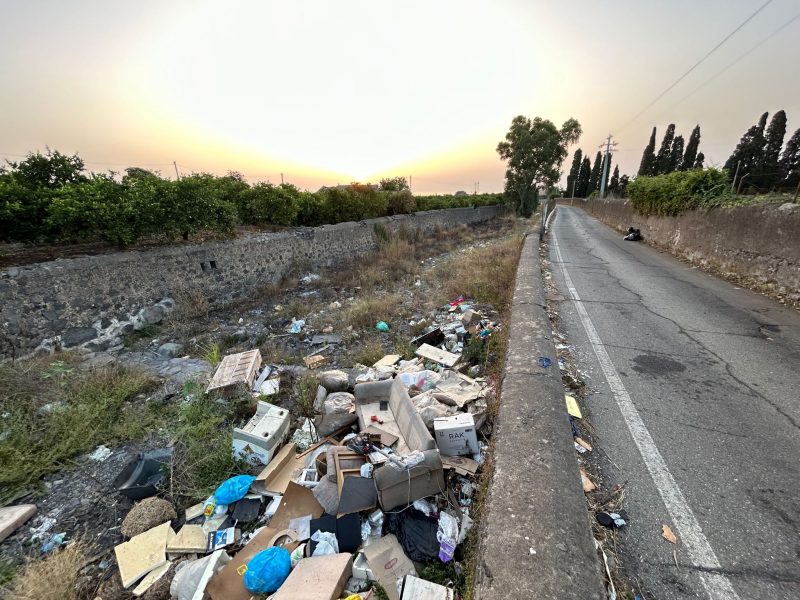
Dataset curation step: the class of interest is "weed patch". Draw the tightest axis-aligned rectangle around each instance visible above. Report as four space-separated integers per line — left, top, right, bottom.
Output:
0 357 159 502
1 541 91 600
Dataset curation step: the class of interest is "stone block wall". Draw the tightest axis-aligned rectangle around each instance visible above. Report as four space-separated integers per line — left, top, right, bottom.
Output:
0 205 507 359
565 197 800 302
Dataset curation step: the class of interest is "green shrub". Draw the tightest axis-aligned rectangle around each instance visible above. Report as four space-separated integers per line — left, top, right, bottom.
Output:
386 190 417 215
627 168 730 216
241 182 300 226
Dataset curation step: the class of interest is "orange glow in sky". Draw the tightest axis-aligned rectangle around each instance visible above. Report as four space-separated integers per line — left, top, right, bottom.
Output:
1 0 799 193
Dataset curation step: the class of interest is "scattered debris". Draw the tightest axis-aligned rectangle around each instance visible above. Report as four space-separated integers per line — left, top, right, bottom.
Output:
623 227 643 241
662 524 677 544
596 512 627 528
114 448 173 500
206 349 262 395
565 394 582 419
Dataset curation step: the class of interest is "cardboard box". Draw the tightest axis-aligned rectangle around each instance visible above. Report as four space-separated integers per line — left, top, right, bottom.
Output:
363 534 416 600
433 413 479 456
251 443 303 495
233 402 290 466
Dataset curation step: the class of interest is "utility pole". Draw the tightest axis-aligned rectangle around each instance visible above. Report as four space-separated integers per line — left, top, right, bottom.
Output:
280 173 284 184
731 161 741 193
173 161 180 180
598 135 617 199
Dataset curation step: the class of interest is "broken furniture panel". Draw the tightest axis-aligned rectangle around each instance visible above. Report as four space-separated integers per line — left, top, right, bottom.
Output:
415 343 460 367
114 521 172 588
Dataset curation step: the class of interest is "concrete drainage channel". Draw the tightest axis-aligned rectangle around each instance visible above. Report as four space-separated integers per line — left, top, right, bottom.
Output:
474 230 609 599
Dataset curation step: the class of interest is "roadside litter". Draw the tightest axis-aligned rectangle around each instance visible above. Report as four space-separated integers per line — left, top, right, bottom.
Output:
107 296 499 598
623 227 643 241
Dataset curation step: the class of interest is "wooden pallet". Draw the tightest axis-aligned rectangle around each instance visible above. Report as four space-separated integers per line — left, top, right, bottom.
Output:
206 349 262 395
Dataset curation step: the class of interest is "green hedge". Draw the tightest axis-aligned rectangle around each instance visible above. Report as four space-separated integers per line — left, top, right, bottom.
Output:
0 152 506 246
627 168 730 216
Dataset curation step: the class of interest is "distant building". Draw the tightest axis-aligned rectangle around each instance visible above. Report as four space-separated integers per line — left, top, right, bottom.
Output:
454 190 468 197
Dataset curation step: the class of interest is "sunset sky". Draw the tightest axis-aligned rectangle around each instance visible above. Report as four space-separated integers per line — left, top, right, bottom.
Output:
1 0 799 193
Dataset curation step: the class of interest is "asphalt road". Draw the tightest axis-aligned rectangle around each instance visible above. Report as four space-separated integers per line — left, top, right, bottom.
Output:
548 206 800 600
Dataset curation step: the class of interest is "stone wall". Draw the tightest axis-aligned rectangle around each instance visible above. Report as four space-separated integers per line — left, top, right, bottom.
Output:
0 205 507 359
567 198 800 303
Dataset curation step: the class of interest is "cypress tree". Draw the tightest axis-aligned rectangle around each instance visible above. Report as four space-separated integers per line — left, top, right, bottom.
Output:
588 151 602 193
694 152 705 169
668 135 684 173
779 128 800 188
682 125 701 170
655 124 676 174
566 149 583 197
724 112 769 184
576 157 592 198
609 165 620 196
619 174 630 197
759 110 787 189
638 127 657 176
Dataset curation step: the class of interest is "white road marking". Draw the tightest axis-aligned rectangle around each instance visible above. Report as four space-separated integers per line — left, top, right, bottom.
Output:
552 213 740 600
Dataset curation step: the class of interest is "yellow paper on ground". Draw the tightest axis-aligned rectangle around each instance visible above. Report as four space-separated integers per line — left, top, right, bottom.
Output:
565 395 582 419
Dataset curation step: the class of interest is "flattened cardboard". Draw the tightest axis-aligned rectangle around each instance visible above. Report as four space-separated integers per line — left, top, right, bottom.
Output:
251 443 303 495
373 354 401 368
114 521 172 588
270 553 353 600
362 425 399 447
441 455 479 476
415 343 459 367
206 482 323 600
363 534 416 600
0 504 36 543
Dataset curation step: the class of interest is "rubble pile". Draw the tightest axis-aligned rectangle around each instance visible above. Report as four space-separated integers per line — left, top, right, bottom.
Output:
98 297 498 599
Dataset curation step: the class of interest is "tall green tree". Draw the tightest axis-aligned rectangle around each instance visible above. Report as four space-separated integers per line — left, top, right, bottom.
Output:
757 110 787 189
655 124 676 174
566 149 583 197
779 128 800 188
619 174 630 197
682 125 701 170
608 165 620 196
4 148 87 189
638 127 657 176
694 152 705 169
668 135 684 173
378 177 409 191
587 151 602 193
496 115 582 216
576 157 592 198
725 112 768 184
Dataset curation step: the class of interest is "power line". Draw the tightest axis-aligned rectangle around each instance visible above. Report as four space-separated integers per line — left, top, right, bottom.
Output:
617 0 775 133
661 10 800 113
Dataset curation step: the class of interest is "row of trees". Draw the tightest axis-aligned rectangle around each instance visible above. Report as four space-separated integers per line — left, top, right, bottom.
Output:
638 124 705 177
565 149 629 199
724 110 800 191
0 150 504 246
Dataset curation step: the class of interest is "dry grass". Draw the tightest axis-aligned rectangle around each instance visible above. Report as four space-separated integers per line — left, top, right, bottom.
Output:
343 293 402 331
169 282 210 322
0 356 160 502
353 337 386 366
437 235 524 313
2 542 91 600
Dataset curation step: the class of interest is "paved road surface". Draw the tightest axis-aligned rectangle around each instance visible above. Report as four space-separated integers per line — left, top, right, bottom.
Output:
549 206 800 600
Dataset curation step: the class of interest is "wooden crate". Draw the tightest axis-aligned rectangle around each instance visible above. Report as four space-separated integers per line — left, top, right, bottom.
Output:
206 349 262 395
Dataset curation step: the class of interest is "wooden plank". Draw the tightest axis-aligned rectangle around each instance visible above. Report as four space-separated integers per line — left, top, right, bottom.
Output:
415 343 460 367
0 504 36 543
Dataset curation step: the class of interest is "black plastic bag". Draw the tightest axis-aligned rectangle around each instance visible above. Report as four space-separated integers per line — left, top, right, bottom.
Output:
385 508 440 563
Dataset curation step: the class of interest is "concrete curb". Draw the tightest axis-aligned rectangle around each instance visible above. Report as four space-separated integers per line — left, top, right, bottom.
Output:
474 232 605 599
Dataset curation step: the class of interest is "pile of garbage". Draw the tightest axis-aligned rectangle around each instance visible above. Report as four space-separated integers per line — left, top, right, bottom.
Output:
105 298 498 600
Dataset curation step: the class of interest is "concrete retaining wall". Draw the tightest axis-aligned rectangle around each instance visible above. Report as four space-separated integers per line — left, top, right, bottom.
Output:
474 233 604 599
0 205 507 359
571 197 800 301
